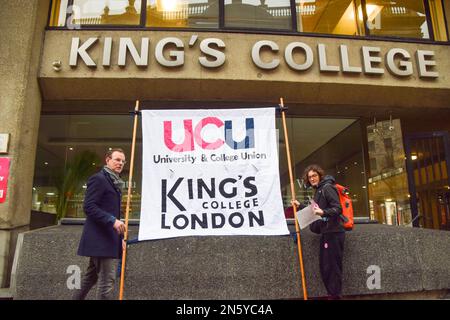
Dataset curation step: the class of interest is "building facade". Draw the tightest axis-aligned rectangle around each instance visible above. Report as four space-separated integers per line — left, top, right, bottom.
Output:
1 0 449 289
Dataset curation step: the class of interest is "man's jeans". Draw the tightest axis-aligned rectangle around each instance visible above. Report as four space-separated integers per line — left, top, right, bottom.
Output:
72 257 117 300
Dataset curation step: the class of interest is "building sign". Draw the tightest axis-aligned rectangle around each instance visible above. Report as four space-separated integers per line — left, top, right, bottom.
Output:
138 108 289 241
68 36 439 79
0 158 10 203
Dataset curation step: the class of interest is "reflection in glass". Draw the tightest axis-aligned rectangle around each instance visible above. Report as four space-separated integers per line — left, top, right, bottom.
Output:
277 118 368 219
366 119 412 226
224 0 292 30
406 134 450 230
428 0 448 41
296 0 364 35
48 0 447 41
146 0 219 28
71 0 142 25
33 115 369 221
32 115 143 220
49 0 69 26
364 0 430 39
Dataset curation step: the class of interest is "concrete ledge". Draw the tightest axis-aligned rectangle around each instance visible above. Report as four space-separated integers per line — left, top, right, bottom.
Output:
11 224 450 299
0 288 12 300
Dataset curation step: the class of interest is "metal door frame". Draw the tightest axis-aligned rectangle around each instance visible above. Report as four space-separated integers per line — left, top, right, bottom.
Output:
404 131 450 228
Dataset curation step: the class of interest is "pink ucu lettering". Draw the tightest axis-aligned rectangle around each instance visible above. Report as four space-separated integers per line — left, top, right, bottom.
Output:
163 117 255 152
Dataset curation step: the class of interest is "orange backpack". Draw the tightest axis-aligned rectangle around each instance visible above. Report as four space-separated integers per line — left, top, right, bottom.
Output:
335 184 354 231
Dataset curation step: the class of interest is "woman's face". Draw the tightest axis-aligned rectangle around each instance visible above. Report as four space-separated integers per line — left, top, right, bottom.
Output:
307 170 320 187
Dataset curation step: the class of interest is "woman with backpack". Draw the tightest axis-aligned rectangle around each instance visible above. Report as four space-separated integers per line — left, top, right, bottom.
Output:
292 164 345 300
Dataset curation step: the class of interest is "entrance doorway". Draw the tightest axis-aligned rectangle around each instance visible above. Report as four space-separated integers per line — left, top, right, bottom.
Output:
404 132 450 230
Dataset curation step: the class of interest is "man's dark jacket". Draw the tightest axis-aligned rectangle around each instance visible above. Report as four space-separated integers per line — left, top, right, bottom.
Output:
310 175 345 234
77 169 122 259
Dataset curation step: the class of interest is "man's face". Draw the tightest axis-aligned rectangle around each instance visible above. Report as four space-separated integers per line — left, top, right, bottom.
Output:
106 151 126 175
308 170 320 187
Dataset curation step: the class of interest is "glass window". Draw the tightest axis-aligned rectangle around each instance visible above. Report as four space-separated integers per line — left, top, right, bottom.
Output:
364 0 430 39
32 115 142 221
49 0 69 26
368 113 450 230
383 137 392 149
368 141 375 153
428 0 448 41
296 0 364 35
401 115 450 230
33 114 368 222
366 118 412 227
70 0 142 26
48 0 448 42
370 158 377 171
278 117 368 219
224 0 292 30
146 0 219 28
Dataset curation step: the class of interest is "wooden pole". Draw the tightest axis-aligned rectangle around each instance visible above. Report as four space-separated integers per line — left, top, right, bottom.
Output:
119 100 140 300
279 97 308 300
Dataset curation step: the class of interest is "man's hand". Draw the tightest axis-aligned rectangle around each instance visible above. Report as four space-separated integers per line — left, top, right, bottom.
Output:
113 219 126 235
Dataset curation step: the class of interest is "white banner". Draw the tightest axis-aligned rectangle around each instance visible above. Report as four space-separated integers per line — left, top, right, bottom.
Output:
138 108 289 240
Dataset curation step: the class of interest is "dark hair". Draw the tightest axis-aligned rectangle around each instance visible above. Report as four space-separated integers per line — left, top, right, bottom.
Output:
302 164 325 187
105 148 125 160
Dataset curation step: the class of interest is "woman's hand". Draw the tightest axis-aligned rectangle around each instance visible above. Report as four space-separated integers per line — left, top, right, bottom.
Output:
291 199 300 208
313 204 324 216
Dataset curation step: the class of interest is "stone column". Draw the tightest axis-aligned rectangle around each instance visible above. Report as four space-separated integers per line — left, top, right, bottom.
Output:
0 0 50 288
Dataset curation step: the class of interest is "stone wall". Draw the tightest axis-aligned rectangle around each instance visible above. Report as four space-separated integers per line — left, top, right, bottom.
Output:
11 223 450 299
0 0 50 288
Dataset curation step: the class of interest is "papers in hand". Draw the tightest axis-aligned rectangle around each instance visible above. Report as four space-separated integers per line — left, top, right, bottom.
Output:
296 201 322 230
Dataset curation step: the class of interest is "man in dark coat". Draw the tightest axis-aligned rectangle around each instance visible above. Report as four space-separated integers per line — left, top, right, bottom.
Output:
73 148 126 300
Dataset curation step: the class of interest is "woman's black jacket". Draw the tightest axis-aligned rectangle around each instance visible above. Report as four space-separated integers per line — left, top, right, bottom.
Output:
310 175 345 234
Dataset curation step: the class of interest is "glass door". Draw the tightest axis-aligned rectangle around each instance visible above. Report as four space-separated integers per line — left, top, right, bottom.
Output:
404 131 450 230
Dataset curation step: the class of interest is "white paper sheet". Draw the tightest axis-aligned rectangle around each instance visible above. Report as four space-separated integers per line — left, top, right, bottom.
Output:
296 201 322 230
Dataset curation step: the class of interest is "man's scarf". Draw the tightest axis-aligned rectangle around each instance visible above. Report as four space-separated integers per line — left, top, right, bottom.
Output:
103 166 125 192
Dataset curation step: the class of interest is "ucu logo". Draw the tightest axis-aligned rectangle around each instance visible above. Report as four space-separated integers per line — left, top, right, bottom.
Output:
164 117 255 152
